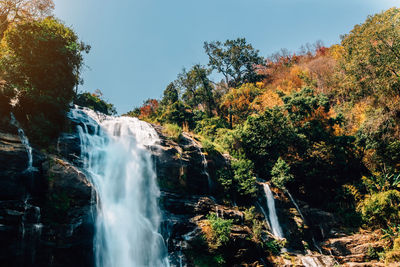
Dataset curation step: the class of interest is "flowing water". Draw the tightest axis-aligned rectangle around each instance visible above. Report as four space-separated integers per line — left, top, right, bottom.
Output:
10 113 37 172
69 106 169 267
263 183 284 238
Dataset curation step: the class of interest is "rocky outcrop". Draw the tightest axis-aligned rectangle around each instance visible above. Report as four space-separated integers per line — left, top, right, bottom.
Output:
0 122 94 267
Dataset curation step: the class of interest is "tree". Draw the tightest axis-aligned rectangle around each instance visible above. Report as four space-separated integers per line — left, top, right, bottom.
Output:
220 83 261 127
204 38 264 87
160 82 179 106
0 17 89 144
176 64 215 116
341 7 400 100
139 99 159 120
0 0 54 36
271 157 294 190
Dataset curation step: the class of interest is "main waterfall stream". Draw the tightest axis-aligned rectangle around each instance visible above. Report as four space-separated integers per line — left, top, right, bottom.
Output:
69 107 169 267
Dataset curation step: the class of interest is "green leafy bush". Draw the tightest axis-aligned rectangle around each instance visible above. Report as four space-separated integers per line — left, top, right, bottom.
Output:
75 92 116 115
0 17 89 146
206 213 233 247
162 123 182 142
271 157 294 189
359 190 400 228
231 159 257 198
195 116 229 140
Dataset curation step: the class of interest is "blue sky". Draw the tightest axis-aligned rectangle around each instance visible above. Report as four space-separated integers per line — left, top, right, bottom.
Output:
54 0 398 114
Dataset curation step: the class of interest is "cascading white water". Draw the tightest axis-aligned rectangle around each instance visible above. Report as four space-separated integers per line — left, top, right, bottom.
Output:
286 190 305 221
69 107 169 267
10 113 37 172
193 142 213 192
263 184 284 238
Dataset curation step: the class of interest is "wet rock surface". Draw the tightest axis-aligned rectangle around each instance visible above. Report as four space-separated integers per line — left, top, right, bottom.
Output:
0 120 94 267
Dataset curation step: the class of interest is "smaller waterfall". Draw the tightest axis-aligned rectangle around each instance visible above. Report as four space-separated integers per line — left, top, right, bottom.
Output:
192 139 213 192
263 184 284 238
10 113 37 172
286 190 305 221
199 148 213 191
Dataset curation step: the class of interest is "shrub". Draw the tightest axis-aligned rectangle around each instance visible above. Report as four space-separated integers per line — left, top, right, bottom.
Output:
194 117 229 140
206 213 233 247
244 206 257 223
359 190 400 228
75 92 116 115
162 123 182 142
271 157 294 190
264 239 282 255
231 159 257 198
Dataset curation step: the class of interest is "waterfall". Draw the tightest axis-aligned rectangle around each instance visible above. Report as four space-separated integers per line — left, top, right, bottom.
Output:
10 113 37 172
69 106 169 267
286 190 323 254
286 190 305 221
263 183 284 238
190 137 213 192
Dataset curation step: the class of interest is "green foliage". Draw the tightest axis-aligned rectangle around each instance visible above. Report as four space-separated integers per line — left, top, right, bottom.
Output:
160 82 179 106
231 159 257 198
162 123 182 142
195 117 229 141
75 92 116 115
206 213 233 248
157 100 194 128
244 206 257 223
264 239 282 256
359 190 400 228
204 38 264 87
341 7 400 100
176 64 215 116
252 220 264 241
240 88 361 207
366 245 381 261
216 167 234 198
271 157 294 190
0 17 89 145
239 107 293 178
362 172 400 193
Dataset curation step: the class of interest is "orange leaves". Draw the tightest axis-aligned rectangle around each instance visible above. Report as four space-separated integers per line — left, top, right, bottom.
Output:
220 83 261 125
139 99 159 119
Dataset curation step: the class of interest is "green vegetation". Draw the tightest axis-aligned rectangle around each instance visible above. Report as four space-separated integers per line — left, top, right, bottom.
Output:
0 14 89 145
162 123 182 142
271 158 294 190
126 7 400 260
206 213 233 248
75 91 116 115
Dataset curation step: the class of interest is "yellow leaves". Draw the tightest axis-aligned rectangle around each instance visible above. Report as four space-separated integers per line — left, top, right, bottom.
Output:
253 90 282 110
328 44 344 61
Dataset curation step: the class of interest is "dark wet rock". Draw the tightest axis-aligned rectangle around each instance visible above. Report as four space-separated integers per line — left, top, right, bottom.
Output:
0 127 94 267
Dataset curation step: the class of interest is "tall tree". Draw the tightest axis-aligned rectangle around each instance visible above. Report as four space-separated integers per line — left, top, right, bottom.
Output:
341 7 400 100
204 38 264 88
0 17 89 144
176 64 215 116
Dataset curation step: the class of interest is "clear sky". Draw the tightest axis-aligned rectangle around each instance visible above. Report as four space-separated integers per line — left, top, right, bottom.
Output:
54 0 398 114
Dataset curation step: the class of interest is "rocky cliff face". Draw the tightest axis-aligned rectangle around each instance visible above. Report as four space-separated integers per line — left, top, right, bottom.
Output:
0 119 94 267
0 113 389 267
